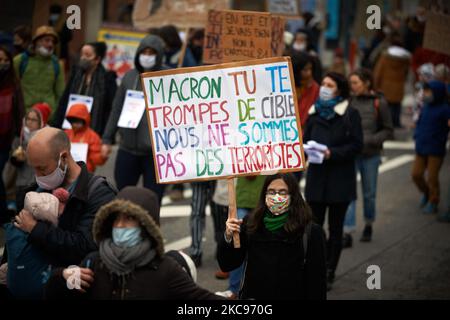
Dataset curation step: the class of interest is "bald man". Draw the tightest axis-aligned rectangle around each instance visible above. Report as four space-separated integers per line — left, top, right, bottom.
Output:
1 127 116 268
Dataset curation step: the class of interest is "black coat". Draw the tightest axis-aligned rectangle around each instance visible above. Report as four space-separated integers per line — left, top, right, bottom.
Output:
44 252 221 300
53 65 117 136
1 162 116 267
217 219 327 300
303 102 363 203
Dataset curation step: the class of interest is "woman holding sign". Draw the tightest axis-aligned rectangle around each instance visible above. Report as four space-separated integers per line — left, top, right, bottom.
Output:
303 72 363 291
218 173 327 300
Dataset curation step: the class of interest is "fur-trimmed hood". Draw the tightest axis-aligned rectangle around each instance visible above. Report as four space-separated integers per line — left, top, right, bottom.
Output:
93 198 164 258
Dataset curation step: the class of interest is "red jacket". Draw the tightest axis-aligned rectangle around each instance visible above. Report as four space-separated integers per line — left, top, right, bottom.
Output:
64 104 106 172
296 81 320 129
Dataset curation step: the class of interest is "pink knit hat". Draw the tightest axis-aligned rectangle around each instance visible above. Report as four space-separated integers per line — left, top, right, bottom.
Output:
24 188 69 226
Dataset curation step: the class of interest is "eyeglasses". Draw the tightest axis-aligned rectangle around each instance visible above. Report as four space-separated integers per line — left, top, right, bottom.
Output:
266 190 289 196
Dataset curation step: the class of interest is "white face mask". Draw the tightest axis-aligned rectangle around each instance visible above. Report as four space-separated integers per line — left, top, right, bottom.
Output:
36 46 53 57
319 86 335 101
35 154 67 190
293 42 306 52
139 54 156 70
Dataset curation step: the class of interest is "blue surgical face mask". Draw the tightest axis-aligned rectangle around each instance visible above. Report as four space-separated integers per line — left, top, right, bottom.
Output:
319 86 335 101
112 227 143 247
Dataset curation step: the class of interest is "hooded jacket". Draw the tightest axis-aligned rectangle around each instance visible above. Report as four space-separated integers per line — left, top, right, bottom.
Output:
414 81 450 157
44 187 221 300
64 104 106 172
102 35 167 155
374 46 411 104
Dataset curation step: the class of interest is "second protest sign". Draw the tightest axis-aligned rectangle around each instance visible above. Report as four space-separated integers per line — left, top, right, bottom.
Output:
141 56 306 184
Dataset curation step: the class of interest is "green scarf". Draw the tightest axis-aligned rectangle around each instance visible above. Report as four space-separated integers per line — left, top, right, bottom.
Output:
264 210 289 232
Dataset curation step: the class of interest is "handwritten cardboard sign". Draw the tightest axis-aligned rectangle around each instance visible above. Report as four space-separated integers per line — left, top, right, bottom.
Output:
423 12 450 56
266 0 300 16
132 0 229 30
97 28 147 84
141 57 305 184
271 15 286 57
203 10 286 64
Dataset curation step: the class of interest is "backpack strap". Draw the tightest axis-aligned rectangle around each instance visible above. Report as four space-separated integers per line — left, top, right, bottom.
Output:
87 175 117 200
50 55 60 81
374 97 380 118
19 52 60 82
19 52 29 78
303 222 312 264
372 92 384 130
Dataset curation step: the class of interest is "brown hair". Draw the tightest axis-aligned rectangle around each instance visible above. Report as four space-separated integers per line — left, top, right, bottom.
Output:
349 68 374 91
247 173 312 235
0 46 18 88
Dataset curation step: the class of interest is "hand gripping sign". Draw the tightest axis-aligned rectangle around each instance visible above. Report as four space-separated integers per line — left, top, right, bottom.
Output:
141 57 306 247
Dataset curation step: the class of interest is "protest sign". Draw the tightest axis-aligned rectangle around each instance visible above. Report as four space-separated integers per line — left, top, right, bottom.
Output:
423 12 450 56
118 90 147 129
271 15 286 57
266 0 300 17
97 28 147 83
204 10 273 64
70 143 88 163
141 56 305 185
203 10 285 64
132 0 229 30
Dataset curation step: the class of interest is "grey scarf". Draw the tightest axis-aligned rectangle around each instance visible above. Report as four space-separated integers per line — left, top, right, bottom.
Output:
99 238 156 276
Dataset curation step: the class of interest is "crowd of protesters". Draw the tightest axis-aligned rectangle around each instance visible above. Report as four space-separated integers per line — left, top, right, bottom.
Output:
0 4 449 301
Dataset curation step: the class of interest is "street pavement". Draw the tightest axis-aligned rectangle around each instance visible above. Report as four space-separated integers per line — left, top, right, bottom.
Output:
1 128 449 299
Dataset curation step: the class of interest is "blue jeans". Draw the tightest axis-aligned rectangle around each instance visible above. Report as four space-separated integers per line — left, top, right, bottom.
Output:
229 208 251 294
114 148 165 203
344 155 381 232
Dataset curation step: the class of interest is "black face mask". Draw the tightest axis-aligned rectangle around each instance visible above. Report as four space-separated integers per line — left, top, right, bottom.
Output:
79 58 95 72
14 45 24 54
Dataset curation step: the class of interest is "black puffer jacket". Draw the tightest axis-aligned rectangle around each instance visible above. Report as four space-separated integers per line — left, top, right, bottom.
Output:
349 93 393 157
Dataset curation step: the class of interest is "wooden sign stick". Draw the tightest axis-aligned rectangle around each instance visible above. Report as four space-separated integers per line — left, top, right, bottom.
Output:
178 27 190 68
227 177 240 248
